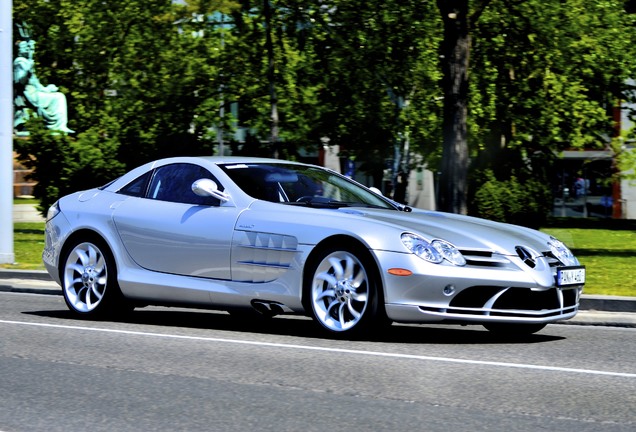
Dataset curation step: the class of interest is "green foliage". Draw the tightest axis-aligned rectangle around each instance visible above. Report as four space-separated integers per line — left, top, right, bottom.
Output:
470 0 636 156
12 0 636 210
473 170 552 228
295 0 443 164
15 0 240 169
13 119 125 215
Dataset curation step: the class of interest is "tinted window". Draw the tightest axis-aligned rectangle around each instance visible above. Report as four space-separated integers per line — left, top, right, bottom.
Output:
118 172 151 197
220 162 395 209
223 166 286 201
147 163 223 206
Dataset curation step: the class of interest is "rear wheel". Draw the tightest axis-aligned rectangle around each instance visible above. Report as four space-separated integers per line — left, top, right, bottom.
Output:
61 237 128 317
483 322 547 335
307 246 382 336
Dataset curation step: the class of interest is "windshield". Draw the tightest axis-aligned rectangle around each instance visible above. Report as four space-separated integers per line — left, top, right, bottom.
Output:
220 162 397 210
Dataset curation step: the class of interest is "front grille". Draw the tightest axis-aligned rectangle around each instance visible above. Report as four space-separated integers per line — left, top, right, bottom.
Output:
459 249 511 268
422 285 581 318
543 251 564 267
515 246 537 268
459 247 565 270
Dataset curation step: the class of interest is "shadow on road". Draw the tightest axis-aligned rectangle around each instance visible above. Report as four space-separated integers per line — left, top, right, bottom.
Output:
23 307 565 345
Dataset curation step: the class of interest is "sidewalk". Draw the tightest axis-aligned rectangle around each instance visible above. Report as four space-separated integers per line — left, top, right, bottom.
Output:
1 269 635 327
13 204 45 223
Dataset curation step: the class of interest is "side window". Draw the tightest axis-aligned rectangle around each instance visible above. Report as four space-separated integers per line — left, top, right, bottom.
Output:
118 172 151 197
147 163 223 206
227 167 281 202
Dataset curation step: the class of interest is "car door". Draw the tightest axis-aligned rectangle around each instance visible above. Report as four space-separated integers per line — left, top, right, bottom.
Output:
112 163 239 280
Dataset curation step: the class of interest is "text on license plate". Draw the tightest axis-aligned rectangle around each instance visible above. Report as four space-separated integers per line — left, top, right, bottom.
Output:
557 266 586 286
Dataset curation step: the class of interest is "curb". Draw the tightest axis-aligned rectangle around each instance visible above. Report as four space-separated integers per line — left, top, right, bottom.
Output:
0 269 61 297
579 295 636 313
0 269 52 281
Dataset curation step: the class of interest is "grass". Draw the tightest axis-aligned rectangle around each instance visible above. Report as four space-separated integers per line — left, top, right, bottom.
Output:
541 227 636 297
2 222 46 270
2 220 635 297
14 197 40 205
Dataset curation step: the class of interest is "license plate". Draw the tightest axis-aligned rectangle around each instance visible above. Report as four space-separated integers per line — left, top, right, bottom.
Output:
556 266 586 286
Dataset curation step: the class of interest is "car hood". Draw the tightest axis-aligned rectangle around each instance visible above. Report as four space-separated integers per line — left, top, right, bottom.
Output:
355 208 552 256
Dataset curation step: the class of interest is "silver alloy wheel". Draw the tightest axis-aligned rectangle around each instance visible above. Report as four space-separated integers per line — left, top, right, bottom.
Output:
63 242 108 313
310 251 369 332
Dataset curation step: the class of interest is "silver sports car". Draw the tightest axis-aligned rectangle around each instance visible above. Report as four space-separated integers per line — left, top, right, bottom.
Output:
43 156 585 336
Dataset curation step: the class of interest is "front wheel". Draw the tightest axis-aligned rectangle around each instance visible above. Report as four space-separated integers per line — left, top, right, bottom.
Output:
61 237 127 317
307 247 381 336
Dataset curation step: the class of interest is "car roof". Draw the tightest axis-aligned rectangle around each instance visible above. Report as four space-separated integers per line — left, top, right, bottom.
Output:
196 156 309 166
101 156 319 193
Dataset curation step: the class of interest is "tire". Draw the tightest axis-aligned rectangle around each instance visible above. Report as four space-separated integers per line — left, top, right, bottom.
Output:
60 236 128 318
483 322 547 335
306 246 382 336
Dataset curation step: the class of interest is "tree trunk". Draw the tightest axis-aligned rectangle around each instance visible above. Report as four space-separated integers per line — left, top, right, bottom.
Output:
437 0 470 214
264 0 279 158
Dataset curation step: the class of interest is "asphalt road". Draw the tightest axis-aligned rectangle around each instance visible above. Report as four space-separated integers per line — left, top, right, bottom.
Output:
1 291 635 432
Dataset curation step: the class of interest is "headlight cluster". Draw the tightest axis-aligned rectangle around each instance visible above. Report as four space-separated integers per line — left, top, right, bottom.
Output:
548 236 578 266
401 233 466 266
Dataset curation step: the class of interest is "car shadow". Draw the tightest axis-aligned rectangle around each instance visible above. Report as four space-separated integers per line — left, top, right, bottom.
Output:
24 308 565 345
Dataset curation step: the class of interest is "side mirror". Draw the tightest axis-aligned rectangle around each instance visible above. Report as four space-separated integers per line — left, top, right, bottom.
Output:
192 178 230 203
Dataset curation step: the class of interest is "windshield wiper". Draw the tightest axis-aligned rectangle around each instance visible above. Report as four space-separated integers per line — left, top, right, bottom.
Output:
285 196 350 208
342 202 393 210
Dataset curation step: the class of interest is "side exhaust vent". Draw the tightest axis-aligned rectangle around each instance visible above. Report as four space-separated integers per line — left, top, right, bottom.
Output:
251 300 293 317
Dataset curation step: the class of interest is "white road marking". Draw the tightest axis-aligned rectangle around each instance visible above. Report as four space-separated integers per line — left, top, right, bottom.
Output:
2 319 635 379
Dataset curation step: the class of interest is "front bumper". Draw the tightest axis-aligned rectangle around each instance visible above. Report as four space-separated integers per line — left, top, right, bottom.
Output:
386 286 580 324
42 212 73 286
375 250 583 325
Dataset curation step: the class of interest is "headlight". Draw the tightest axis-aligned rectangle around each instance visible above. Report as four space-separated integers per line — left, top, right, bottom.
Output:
46 201 60 221
548 236 578 266
432 239 467 266
401 233 466 266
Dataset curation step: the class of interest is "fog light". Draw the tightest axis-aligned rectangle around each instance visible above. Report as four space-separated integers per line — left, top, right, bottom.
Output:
443 285 455 296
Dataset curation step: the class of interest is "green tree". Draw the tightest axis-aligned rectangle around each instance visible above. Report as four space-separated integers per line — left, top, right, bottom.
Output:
472 170 551 227
283 0 443 187
13 119 125 214
14 0 240 212
471 0 636 155
436 0 636 216
13 0 636 222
